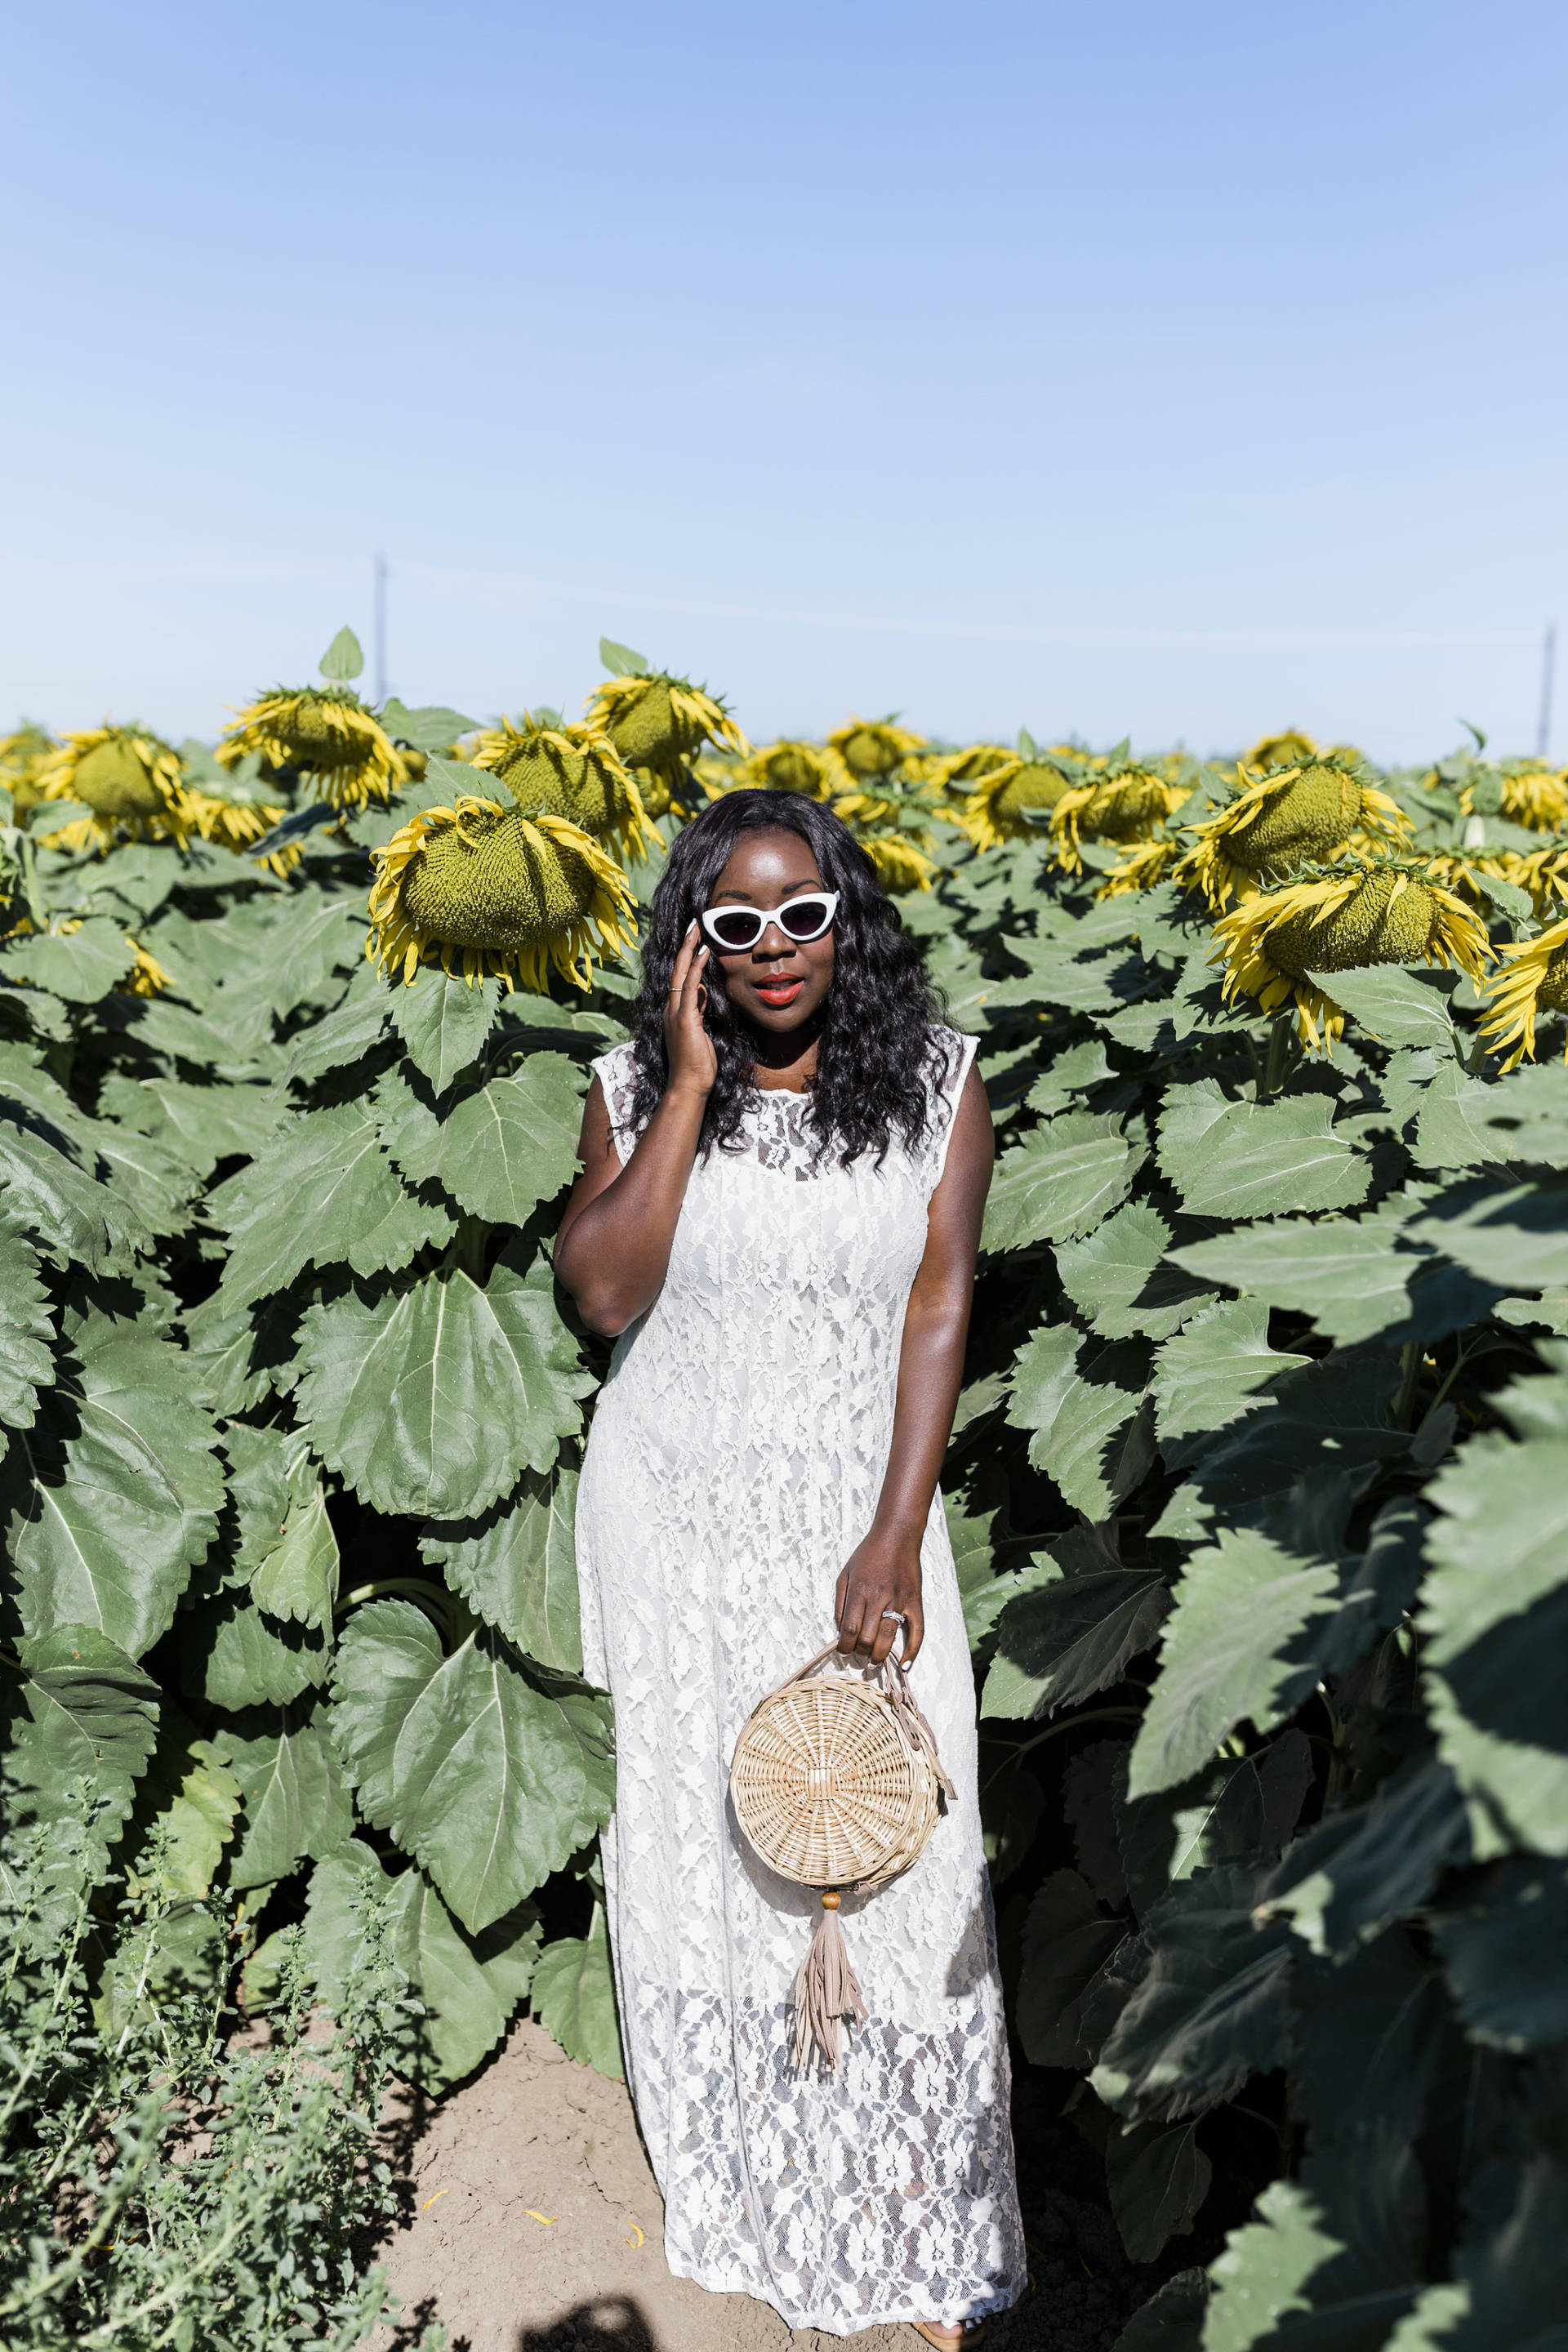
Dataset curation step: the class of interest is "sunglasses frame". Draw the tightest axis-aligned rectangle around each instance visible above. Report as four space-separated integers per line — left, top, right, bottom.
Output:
698 890 840 954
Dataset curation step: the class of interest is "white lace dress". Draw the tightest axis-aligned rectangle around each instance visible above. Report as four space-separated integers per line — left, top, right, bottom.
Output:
574 1031 1025 2337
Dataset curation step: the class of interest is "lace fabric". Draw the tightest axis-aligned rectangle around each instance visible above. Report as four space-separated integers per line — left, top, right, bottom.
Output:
575 1029 1026 2335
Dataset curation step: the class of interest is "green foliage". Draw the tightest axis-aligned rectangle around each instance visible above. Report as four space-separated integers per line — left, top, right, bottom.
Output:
5 689 1568 2336
0 1795 438 2350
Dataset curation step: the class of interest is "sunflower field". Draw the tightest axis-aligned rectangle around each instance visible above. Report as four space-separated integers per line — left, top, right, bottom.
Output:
2 631 1567 2348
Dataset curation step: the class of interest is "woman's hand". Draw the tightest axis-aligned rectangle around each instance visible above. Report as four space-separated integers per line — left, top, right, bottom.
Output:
664 921 717 1099
835 1526 924 1667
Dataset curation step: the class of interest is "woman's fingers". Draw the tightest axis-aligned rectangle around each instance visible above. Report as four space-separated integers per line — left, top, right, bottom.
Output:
670 920 697 1000
901 1598 925 1666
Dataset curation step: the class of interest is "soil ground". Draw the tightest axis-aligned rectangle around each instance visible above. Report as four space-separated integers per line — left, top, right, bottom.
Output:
368 2023 1202 2352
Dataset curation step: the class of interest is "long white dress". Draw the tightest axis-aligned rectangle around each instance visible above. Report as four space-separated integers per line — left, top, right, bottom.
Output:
574 1031 1026 2337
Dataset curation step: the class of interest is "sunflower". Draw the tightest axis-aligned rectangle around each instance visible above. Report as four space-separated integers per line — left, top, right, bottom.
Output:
1212 860 1491 1051
858 833 938 893
1459 762 1568 834
1490 841 1568 916
469 715 657 864
1048 767 1191 875
185 790 301 875
585 670 748 786
1478 916 1568 1070
33 724 202 852
1241 728 1320 773
960 751 1076 849
119 941 172 997
368 792 636 993
735 740 853 800
218 686 409 808
1098 837 1184 898
0 723 55 816
1174 754 1410 911
826 717 927 781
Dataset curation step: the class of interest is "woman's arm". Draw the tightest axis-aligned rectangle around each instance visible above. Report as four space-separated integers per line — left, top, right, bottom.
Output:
555 924 715 1336
835 1060 995 1667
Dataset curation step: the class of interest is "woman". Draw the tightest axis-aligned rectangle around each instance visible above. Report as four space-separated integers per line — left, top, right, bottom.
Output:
555 791 1025 2344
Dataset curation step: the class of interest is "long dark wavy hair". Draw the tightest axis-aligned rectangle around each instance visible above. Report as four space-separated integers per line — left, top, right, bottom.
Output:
625 791 951 1166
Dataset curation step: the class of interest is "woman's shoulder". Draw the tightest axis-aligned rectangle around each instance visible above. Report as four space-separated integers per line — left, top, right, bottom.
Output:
926 1024 979 1098
590 1038 643 1134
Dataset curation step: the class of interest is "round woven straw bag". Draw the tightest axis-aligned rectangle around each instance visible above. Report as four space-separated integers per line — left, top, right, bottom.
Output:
729 1639 955 2073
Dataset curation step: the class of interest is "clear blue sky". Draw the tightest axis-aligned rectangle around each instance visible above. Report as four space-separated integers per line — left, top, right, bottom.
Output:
5 0 1565 764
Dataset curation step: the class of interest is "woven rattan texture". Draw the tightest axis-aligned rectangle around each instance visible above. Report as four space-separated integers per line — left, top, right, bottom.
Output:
731 1673 941 1890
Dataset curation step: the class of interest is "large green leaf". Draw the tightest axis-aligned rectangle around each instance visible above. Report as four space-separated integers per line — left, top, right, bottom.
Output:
212 1104 455 1307
0 1227 54 1430
1116 1751 1280 1919
1056 1204 1216 1342
1 1624 160 1839
983 1111 1147 1252
296 1242 592 1518
380 700 479 752
282 969 394 1087
220 1705 353 1888
1152 1298 1309 1466
106 1073 284 1178
0 915 135 1003
122 1708 242 1896
296 1838 540 2087
394 970 503 1092
421 1464 582 1672
1129 1531 1341 1798
1433 1855 1568 2050
0 1103 149 1273
183 1592 331 1709
983 1563 1169 1719
1014 1868 1136 2065
1111 2271 1209 2352
1200 2179 1349 2352
1305 961 1457 1051
265 890 364 1018
531 1904 624 2079
1413 1175 1568 1293
3 1316 224 1657
1106 2118 1212 2264
1004 1324 1153 1517
1264 1759 1470 1958
222 1421 318 1583
1442 2154 1568 2351
1169 1212 1433 1348
380 1053 587 1226
1290 1930 1446 2152
252 1486 340 1628
1420 1362 1568 1856
1175 1357 1408 1518
1093 1862 1294 2122
1412 1062 1512 1173
328 1598 615 1932
1158 1083 1370 1219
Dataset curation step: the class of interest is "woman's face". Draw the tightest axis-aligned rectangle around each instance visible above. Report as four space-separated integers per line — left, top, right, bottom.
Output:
702 829 836 1036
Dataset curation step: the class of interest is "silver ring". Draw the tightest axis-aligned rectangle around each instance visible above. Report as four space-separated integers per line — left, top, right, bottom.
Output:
880 1610 906 1623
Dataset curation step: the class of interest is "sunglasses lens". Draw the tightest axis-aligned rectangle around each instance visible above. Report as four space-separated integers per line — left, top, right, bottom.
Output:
780 898 832 939
707 909 762 950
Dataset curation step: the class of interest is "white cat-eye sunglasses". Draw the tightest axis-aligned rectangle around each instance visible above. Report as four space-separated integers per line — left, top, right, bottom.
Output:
698 891 840 954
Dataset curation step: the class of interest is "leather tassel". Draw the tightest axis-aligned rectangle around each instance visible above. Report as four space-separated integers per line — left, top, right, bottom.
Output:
790 1890 868 2073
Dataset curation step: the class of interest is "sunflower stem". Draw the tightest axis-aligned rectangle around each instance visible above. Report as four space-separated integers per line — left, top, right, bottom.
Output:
16 831 47 934
1259 1014 1294 1101
1392 1339 1424 1430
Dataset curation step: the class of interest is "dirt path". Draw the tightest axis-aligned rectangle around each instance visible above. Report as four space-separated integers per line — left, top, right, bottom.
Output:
368 2021 1174 2352
368 2020 913 2352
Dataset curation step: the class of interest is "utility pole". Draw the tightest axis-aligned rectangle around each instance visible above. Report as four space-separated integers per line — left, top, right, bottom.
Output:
374 553 389 706
1538 622 1557 761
